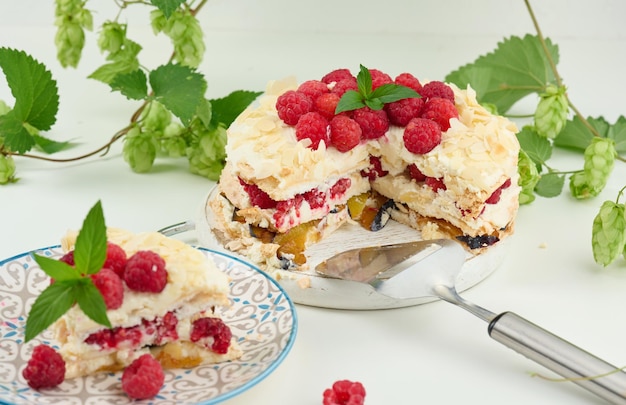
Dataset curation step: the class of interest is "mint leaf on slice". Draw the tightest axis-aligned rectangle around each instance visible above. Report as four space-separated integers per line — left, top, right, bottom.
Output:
110 69 148 100
335 90 365 114
370 83 420 105
73 200 107 275
24 281 77 342
75 278 111 328
0 48 59 132
149 0 185 19
445 34 559 113
517 126 552 166
209 90 262 129
150 63 206 125
32 254 81 281
356 64 373 97
534 172 565 197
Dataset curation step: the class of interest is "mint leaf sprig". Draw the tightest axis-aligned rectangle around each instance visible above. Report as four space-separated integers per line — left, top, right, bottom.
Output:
25 201 111 342
335 65 420 114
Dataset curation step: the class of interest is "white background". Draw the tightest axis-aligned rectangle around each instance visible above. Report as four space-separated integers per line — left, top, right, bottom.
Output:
2 1 626 404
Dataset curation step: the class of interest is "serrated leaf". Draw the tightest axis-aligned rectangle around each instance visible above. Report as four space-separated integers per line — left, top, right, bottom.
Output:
73 201 107 275
209 90 262 129
75 279 111 328
356 64 373 96
554 116 595 151
517 126 552 165
32 253 81 281
335 90 365 114
364 98 384 110
149 0 185 19
24 281 77 342
110 69 148 100
150 63 206 125
370 83 420 104
534 172 565 197
195 98 212 128
445 34 559 113
0 111 35 153
0 48 59 131
606 116 626 154
33 134 75 154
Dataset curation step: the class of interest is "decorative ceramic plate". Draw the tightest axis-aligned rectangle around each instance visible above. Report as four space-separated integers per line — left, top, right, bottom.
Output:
191 187 509 310
0 246 297 405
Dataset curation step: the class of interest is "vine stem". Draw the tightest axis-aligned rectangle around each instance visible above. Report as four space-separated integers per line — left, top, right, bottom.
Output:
524 0 602 139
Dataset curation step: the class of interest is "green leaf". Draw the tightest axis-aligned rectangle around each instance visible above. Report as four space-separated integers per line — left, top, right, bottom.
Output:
356 64 373 96
534 172 565 197
32 253 81 281
150 63 206 125
445 34 559 113
89 39 141 84
0 48 59 131
364 98 384 111
209 90 262 129
149 0 185 19
370 83 420 104
608 116 626 154
33 134 75 154
75 279 111 328
517 126 552 165
196 98 212 128
0 111 35 153
554 116 596 151
110 69 148 100
335 90 365 114
73 201 107 275
24 281 77 342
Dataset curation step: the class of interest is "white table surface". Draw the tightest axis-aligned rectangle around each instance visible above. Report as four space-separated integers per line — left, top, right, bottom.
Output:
2 1 626 404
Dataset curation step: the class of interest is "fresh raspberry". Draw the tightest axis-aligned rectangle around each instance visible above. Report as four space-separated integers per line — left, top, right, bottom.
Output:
297 80 329 100
121 354 164 400
314 92 341 120
240 179 278 209
360 156 388 180
123 251 168 293
395 72 423 92
22 344 66 389
59 250 75 266
330 77 358 97
421 97 459 131
369 69 392 89
91 268 124 310
103 243 127 278
330 178 351 199
295 111 330 149
303 188 326 210
353 107 389 140
276 90 313 125
420 81 455 103
330 115 361 152
425 176 446 192
385 97 425 126
321 68 354 84
403 118 442 154
407 164 426 182
190 317 232 354
322 380 366 405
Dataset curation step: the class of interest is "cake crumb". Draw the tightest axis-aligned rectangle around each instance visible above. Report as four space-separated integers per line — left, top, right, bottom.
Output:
538 242 548 249
296 276 311 289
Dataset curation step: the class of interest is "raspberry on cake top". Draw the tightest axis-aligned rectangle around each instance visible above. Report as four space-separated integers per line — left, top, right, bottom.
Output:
210 66 520 272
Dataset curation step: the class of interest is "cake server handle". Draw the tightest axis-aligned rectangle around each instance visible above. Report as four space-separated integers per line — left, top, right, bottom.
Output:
157 220 196 237
488 311 626 404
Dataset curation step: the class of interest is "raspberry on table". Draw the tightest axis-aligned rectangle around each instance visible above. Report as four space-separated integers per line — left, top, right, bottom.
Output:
104 242 127 278
91 268 124 310
330 77 358 97
297 80 329 100
322 379 366 405
330 115 361 152
407 163 426 182
314 92 341 120
295 111 330 149
321 68 354 84
240 179 278 209
385 97 425 126
369 69 392 89
190 317 233 354
353 107 389 140
22 344 66 389
395 72 423 92
276 90 313 125
121 354 164 400
403 118 442 154
421 97 459 131
123 250 168 293
420 80 455 103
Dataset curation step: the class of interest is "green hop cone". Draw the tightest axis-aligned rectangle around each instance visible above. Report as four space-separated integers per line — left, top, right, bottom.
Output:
151 9 205 68
534 84 569 139
0 155 16 184
187 126 227 181
517 150 540 205
584 137 615 192
141 101 172 131
591 201 626 266
569 171 594 199
54 0 93 68
123 128 157 173
98 22 126 54
161 122 186 157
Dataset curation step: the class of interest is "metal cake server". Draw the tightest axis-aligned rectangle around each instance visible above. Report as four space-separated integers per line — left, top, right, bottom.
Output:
316 239 626 405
